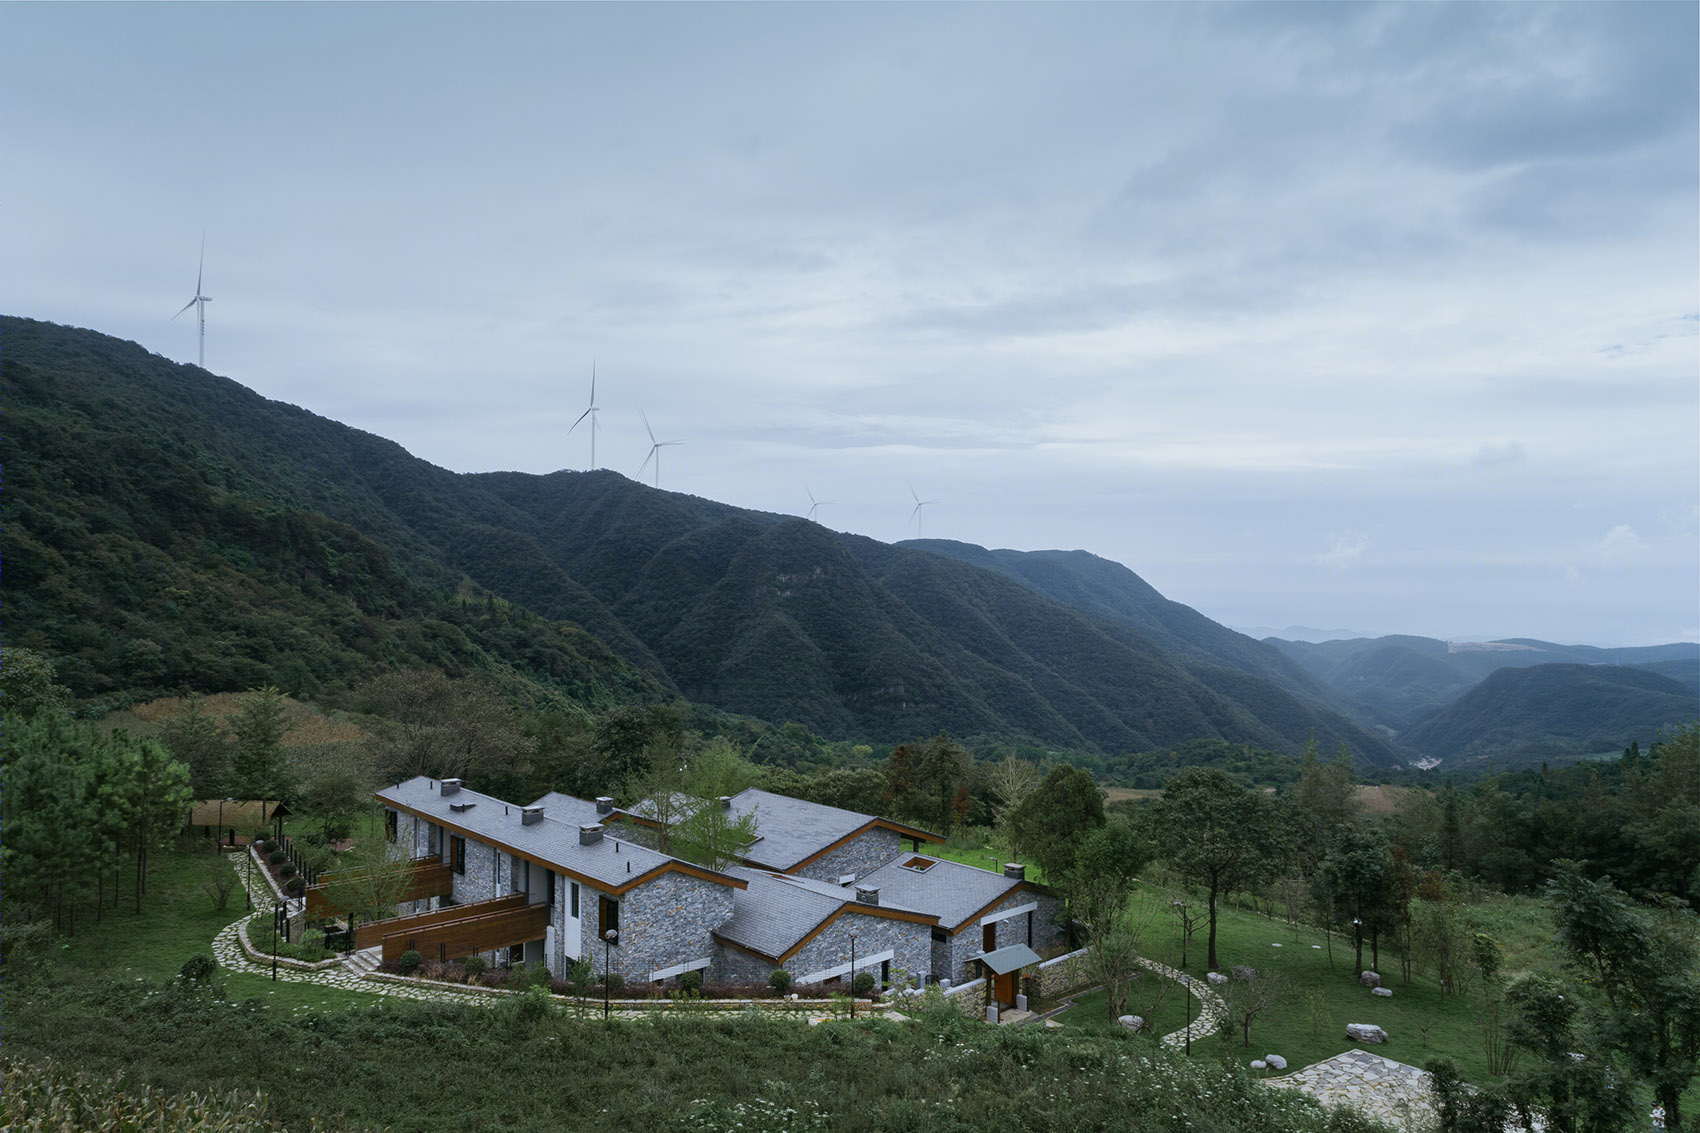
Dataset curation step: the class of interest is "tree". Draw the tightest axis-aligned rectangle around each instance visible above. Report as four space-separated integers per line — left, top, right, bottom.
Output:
0 648 72 720
585 704 681 795
229 686 288 801
988 755 1040 858
321 830 418 923
1315 827 1395 976
1289 737 1356 872
671 799 759 871
884 733 973 830
1549 865 1700 1130
1156 768 1282 971
158 696 232 798
1220 967 1291 1049
1503 972 1639 1133
359 670 530 784
1009 764 1105 885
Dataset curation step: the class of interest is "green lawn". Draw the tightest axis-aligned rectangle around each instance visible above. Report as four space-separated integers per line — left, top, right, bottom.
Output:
1051 884 1550 1088
49 844 370 1015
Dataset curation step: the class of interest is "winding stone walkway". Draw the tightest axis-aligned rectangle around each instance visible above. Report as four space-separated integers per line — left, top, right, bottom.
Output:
1133 957 1227 1048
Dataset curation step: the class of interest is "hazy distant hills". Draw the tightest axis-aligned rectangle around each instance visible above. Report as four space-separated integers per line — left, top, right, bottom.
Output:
1397 664 1699 764
4 316 1404 763
1268 634 1699 735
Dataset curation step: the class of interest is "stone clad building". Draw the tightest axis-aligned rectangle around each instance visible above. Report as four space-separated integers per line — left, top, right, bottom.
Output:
375 776 1063 990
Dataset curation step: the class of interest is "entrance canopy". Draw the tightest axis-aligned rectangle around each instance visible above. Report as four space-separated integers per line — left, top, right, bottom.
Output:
978 943 1042 976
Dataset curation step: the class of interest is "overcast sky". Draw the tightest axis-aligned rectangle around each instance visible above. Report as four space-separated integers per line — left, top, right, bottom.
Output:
9 3 1696 646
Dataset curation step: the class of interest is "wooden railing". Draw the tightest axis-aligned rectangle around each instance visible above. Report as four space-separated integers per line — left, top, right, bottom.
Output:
380 901 551 966
353 893 526 951
304 856 454 918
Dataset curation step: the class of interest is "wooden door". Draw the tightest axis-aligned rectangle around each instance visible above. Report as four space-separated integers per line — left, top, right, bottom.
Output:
994 971 1017 1007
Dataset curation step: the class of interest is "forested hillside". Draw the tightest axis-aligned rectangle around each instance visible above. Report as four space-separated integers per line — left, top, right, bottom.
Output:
1399 663 1698 764
0 316 1412 761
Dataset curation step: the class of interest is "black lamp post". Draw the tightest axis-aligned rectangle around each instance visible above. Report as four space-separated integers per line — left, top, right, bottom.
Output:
1184 976 1193 1055
1352 917 1364 976
603 929 619 1019
244 839 253 911
848 931 858 1020
1172 900 1189 969
272 897 283 981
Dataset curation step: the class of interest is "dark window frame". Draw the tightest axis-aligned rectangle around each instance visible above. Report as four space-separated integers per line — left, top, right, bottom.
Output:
600 895 620 942
385 809 398 844
450 835 467 876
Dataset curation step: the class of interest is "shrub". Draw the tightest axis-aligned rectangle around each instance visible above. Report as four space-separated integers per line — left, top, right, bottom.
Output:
178 954 217 983
398 949 422 974
267 850 287 864
852 971 876 998
259 839 278 853
603 973 624 995
678 969 703 992
462 954 487 978
284 876 305 895
277 863 297 879
769 969 791 995
299 929 325 957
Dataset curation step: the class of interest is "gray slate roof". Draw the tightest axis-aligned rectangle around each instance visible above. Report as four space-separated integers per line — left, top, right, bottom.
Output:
724 788 880 871
980 943 1043 975
714 866 934 959
854 853 1028 932
378 777 738 893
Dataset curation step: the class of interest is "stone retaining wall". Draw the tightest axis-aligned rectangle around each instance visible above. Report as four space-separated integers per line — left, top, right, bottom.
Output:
943 977 986 1016
1031 946 1093 997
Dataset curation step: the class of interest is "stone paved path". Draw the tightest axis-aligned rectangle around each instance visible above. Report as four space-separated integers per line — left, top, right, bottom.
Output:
213 850 847 1022
1135 957 1227 1048
1264 1048 1437 1130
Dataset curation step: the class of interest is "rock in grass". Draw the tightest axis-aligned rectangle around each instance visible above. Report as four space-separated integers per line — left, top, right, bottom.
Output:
1346 1023 1388 1044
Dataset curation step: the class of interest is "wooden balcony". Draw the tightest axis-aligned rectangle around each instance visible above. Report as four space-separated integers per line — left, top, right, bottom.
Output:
304 856 454 918
353 893 526 951
379 898 551 966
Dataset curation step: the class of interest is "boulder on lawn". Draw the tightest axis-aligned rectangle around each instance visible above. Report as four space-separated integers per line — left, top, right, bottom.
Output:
1360 970 1381 988
1250 1060 1268 1070
1117 1015 1144 1033
1372 986 1394 997
1346 1023 1388 1044
1265 1054 1288 1070
1207 971 1228 985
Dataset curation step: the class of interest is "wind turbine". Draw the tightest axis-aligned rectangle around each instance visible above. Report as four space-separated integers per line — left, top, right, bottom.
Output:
907 485 936 538
805 486 832 523
637 411 682 488
568 363 600 469
172 232 212 367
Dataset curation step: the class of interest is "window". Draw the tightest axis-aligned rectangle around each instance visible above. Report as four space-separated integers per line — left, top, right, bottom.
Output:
546 871 557 908
451 835 467 876
899 855 937 873
570 882 580 919
385 809 398 843
429 824 440 855
931 927 948 943
600 895 620 942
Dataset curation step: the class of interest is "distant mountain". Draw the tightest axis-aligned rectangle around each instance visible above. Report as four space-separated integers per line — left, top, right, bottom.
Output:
1266 634 1699 734
3 316 1403 764
1398 663 1699 765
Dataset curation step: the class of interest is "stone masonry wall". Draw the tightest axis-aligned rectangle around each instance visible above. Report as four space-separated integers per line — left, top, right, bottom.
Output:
582 872 735 986
784 909 932 990
1032 946 1093 997
790 828 904 884
941 890 1061 985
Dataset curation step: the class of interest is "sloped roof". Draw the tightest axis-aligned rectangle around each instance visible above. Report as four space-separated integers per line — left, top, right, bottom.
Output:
724 788 940 872
854 854 1033 932
526 791 614 828
979 943 1042 975
713 867 936 961
377 777 743 895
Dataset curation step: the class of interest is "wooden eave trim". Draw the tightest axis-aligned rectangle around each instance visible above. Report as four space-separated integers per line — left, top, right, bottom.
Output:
949 881 1050 936
376 794 747 896
710 932 781 965
781 818 944 875
777 902 940 963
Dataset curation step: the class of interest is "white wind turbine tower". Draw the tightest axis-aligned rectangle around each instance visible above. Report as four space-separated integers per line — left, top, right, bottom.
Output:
637 410 682 488
172 232 212 367
907 485 936 538
806 486 832 523
568 364 600 469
